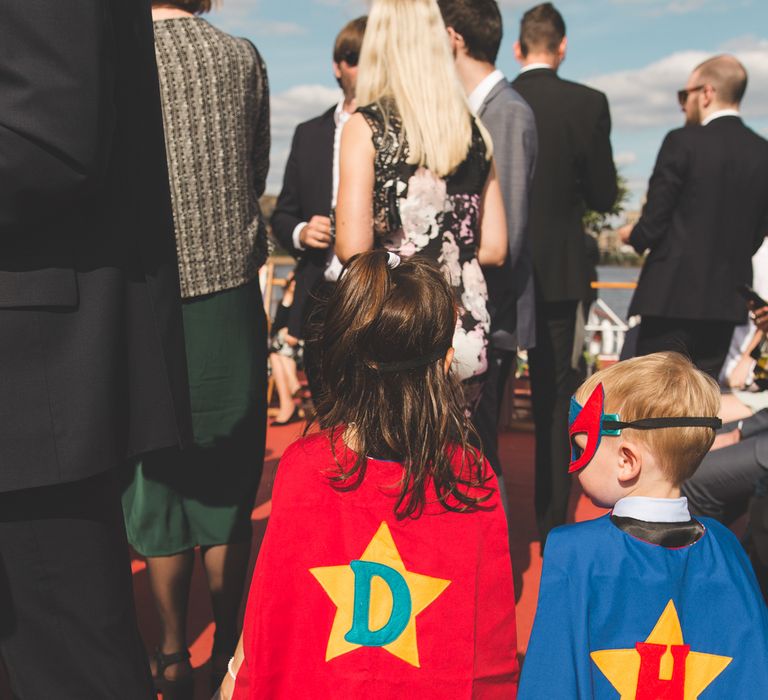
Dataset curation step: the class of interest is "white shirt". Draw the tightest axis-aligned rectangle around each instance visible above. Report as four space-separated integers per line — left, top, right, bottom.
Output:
612 496 691 523
519 62 554 74
701 108 740 126
467 69 505 116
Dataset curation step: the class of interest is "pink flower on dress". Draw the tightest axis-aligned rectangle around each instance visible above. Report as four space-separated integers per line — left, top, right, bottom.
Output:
450 194 480 247
451 324 488 381
461 259 490 325
398 168 449 250
439 231 462 287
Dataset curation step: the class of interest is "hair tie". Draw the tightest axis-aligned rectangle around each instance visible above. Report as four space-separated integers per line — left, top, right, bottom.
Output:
369 343 451 373
386 252 401 269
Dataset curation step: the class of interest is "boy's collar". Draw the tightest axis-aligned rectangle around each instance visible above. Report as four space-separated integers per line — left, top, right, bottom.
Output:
612 496 691 523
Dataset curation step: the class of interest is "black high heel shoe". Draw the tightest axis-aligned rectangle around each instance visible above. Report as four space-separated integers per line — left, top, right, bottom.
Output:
152 649 193 700
210 635 237 695
269 406 302 427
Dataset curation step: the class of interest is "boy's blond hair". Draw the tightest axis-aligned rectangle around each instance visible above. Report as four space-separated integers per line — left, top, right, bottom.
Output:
574 352 720 485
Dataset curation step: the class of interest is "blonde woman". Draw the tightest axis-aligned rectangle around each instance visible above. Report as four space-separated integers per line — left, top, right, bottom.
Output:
335 0 507 407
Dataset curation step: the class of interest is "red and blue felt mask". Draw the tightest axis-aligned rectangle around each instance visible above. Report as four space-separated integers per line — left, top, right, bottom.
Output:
568 383 723 473
568 383 620 473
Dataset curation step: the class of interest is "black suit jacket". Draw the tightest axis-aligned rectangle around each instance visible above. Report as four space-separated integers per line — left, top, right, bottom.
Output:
629 117 768 322
513 69 617 302
0 0 191 492
271 106 336 337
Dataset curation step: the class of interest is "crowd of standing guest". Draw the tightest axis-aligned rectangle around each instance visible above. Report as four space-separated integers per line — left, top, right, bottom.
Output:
2 0 768 698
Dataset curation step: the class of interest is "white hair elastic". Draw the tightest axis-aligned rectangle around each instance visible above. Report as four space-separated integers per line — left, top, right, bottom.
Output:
386 252 401 269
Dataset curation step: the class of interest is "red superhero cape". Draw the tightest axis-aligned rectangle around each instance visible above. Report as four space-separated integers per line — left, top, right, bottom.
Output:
233 431 518 699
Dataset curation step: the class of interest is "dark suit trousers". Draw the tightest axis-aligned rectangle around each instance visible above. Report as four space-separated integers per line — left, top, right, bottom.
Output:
682 435 764 525
528 301 581 542
0 472 154 699
472 346 516 476
636 316 734 379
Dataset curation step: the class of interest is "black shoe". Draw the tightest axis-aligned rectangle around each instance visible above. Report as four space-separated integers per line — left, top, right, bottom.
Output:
151 649 193 700
270 406 302 427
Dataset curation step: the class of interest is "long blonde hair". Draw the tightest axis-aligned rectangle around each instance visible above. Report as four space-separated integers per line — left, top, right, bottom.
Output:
356 0 492 177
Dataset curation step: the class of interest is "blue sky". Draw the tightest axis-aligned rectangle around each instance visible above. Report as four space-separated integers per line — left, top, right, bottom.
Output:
209 0 768 210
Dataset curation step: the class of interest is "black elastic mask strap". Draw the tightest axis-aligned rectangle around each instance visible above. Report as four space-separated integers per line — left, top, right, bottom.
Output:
370 344 451 373
602 417 722 431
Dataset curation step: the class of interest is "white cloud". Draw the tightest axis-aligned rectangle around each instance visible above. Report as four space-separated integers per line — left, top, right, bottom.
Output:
719 35 768 52
608 0 738 15
267 84 342 192
614 151 637 167
313 0 369 10
210 0 306 37
585 42 768 130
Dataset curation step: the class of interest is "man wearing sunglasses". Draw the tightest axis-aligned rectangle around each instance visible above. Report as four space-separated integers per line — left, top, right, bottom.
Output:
271 16 366 396
619 54 768 380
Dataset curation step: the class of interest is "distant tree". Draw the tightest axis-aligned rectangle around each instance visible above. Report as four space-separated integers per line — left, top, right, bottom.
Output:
582 173 630 236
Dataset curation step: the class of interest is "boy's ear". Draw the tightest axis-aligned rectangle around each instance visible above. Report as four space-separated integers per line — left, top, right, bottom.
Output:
616 441 642 484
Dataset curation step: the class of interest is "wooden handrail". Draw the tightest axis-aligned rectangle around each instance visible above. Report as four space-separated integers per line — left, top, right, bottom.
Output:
590 281 637 290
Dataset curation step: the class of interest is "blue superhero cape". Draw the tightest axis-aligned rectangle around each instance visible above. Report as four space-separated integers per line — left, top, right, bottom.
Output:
519 515 768 699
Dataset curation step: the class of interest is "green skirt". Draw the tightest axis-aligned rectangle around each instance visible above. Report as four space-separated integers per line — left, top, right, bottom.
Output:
121 280 267 556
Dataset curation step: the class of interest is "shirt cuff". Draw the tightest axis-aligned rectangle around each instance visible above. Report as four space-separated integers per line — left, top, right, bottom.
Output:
292 222 307 251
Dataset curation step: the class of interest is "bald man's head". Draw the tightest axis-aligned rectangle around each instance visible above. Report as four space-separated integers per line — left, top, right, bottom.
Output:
693 54 748 107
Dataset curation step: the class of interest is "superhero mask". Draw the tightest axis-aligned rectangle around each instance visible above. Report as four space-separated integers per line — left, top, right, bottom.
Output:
568 383 722 473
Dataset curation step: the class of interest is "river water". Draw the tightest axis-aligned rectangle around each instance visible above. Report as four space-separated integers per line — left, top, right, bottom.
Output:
596 265 641 321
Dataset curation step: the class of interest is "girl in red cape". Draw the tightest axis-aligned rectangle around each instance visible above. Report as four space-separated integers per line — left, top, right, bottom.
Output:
216 251 518 699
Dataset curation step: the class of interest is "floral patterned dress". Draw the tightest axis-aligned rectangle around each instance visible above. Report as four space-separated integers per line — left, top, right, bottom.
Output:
358 102 492 406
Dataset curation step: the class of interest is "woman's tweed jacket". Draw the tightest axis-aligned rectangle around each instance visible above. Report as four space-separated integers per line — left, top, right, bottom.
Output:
154 18 270 298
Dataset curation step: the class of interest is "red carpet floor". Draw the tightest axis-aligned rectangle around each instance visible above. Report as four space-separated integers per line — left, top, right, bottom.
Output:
0 424 603 699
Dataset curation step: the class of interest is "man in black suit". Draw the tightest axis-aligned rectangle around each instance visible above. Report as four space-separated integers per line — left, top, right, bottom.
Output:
512 3 617 543
0 1 191 697
271 17 367 390
620 55 768 379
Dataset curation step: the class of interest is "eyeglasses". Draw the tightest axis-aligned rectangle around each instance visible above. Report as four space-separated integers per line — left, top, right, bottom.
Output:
338 51 359 67
677 84 705 107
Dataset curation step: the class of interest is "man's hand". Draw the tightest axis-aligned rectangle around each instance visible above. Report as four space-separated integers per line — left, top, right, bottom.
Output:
299 215 332 249
711 427 741 451
617 223 634 244
752 304 768 334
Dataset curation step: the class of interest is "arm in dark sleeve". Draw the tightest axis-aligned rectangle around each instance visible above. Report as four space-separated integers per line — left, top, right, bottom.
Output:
629 130 687 254
492 100 537 271
0 0 114 233
581 92 618 213
271 128 307 257
741 409 768 440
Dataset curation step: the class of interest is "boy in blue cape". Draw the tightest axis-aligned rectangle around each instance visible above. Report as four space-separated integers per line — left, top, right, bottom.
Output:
519 352 768 699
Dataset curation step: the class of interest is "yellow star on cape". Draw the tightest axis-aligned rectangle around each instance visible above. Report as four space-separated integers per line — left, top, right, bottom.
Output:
309 521 450 667
590 599 732 700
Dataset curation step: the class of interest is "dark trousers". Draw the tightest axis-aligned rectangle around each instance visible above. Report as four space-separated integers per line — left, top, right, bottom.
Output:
682 427 765 525
472 346 516 476
636 316 735 379
528 300 581 543
0 472 154 700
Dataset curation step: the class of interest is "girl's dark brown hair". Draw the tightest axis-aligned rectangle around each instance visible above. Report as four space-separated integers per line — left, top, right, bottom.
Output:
308 251 491 518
